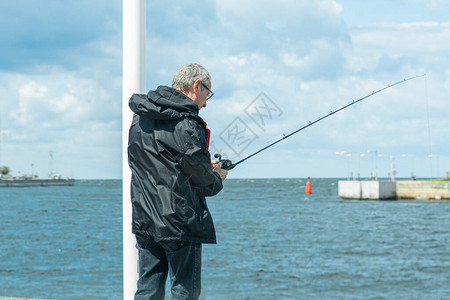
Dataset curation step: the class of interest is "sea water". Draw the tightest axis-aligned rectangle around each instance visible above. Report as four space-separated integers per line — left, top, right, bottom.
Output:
0 179 449 299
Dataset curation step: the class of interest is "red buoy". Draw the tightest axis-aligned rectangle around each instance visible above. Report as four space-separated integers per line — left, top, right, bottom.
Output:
305 177 312 194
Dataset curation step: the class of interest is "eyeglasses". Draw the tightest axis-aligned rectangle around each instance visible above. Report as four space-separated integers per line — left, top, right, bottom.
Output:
201 82 214 100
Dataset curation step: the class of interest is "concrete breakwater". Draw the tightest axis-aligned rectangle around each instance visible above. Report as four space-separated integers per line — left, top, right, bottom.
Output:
339 180 450 200
397 180 450 200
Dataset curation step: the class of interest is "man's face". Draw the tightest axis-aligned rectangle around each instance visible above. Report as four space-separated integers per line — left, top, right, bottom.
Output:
198 82 211 110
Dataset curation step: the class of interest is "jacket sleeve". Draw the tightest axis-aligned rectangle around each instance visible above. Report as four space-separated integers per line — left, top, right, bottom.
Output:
178 119 223 197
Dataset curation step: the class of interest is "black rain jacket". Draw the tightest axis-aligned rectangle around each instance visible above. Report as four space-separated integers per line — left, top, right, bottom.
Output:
128 86 223 244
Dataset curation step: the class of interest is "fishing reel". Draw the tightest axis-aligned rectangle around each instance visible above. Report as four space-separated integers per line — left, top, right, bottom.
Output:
214 154 236 171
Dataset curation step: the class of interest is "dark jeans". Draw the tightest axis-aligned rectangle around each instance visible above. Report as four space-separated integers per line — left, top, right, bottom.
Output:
134 234 202 300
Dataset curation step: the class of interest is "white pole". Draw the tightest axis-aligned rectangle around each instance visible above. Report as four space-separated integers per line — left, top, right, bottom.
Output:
123 0 145 299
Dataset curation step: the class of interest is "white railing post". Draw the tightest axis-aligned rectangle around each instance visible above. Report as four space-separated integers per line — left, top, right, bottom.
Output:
123 0 146 299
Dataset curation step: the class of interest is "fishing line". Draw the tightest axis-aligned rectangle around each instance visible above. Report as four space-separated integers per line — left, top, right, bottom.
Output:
424 75 434 177
216 74 426 170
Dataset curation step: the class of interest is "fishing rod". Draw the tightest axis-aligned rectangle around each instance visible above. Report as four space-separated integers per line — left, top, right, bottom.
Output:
215 74 426 170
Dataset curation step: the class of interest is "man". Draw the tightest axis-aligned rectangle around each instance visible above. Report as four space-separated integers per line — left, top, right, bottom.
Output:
128 63 227 299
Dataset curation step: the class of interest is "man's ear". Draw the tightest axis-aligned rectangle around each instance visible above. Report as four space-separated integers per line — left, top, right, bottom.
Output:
193 79 202 91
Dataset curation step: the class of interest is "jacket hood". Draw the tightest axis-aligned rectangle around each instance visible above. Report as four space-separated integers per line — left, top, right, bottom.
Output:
129 85 199 120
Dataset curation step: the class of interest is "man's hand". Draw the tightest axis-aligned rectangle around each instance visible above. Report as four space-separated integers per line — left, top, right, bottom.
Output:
212 161 227 181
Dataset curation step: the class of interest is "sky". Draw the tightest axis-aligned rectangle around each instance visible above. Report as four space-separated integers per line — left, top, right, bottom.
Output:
0 0 449 179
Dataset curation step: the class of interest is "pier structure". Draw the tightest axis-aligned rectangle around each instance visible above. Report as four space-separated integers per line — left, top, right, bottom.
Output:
0 177 74 187
0 167 74 188
339 175 450 200
338 180 396 200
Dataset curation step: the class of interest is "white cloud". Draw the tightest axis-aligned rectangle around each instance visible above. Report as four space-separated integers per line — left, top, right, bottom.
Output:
351 21 450 54
1 68 121 178
412 0 450 8
15 82 49 124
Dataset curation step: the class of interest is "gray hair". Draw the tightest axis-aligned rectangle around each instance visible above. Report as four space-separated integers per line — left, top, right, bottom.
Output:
172 63 211 92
